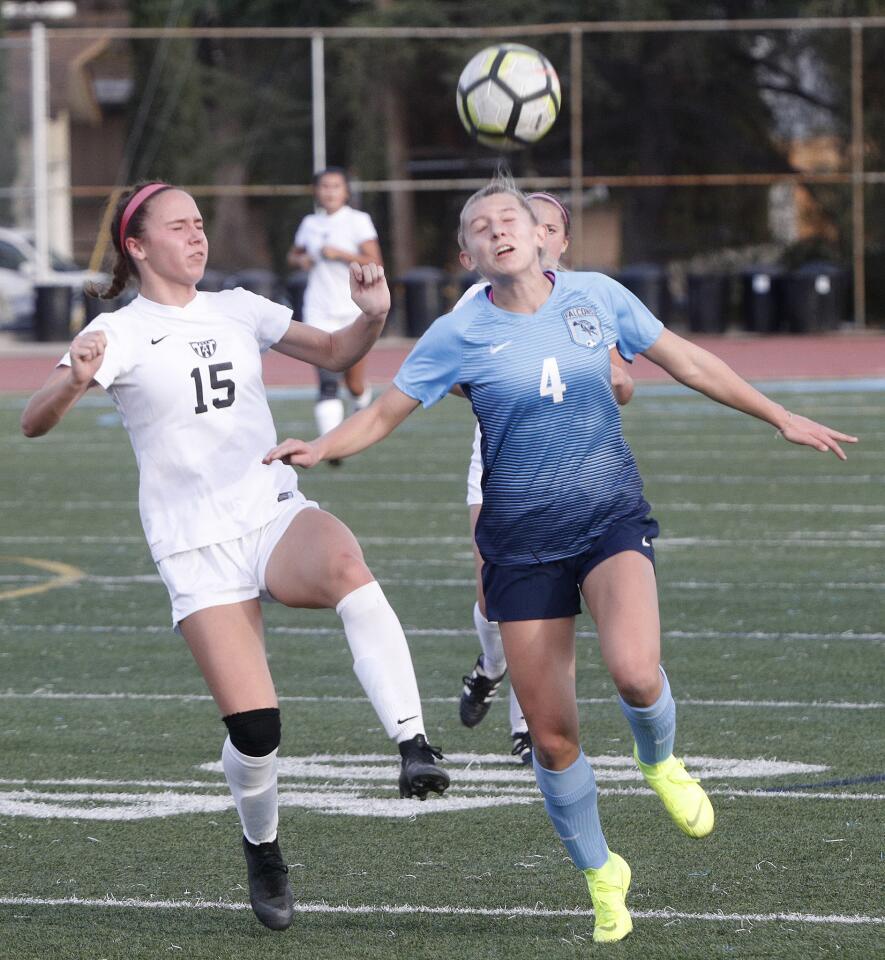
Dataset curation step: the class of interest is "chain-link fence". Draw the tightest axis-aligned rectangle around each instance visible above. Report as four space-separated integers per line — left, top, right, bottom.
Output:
2 16 884 334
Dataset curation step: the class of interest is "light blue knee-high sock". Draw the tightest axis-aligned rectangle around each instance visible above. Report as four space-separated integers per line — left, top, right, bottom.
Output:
619 666 676 764
533 750 608 870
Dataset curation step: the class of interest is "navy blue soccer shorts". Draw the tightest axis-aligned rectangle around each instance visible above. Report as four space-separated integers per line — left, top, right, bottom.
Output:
481 502 660 623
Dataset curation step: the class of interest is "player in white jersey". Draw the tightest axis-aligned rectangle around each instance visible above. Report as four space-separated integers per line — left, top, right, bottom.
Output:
288 168 381 441
21 182 448 933
264 176 857 943
458 193 635 765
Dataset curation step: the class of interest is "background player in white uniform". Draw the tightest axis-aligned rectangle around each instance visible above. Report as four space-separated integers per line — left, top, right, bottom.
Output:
263 177 857 944
21 181 448 934
457 192 634 765
288 167 381 440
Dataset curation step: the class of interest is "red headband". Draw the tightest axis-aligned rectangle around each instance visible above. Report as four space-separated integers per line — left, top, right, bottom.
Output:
526 192 571 231
118 182 169 252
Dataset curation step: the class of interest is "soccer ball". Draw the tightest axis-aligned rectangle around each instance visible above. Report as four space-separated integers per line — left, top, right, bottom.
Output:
456 43 561 151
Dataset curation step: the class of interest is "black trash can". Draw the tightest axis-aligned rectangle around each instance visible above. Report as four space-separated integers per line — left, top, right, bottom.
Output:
740 266 785 334
224 268 288 305
782 262 850 333
686 273 729 333
285 271 309 322
84 292 113 323
401 266 447 337
457 271 485 299
33 284 73 342
84 289 136 324
615 263 670 325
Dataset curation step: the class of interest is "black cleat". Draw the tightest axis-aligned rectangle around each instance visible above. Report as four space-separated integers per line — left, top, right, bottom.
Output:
398 734 450 800
511 730 533 766
242 835 295 930
459 656 506 728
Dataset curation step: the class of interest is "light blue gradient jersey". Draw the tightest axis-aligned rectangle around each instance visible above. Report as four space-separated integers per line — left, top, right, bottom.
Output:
394 272 664 565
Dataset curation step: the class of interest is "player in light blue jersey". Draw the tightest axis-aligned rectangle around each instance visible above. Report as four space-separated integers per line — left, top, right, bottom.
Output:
265 177 857 943
458 192 634 767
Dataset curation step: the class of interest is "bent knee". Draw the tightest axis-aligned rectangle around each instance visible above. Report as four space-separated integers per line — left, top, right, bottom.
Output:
329 550 373 595
223 707 281 756
614 669 663 708
531 731 580 771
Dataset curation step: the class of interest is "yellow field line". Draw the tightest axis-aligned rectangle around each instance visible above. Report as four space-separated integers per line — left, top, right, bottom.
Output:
0 556 85 601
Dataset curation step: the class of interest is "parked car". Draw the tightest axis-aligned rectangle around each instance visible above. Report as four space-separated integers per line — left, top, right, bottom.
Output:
0 226 107 333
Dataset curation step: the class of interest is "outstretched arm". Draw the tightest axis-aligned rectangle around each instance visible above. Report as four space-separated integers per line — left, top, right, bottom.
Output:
642 329 858 459
263 384 420 467
271 261 390 371
21 330 106 437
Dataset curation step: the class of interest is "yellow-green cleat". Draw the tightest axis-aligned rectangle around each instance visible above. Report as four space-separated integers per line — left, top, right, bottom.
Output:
634 745 714 838
584 851 633 944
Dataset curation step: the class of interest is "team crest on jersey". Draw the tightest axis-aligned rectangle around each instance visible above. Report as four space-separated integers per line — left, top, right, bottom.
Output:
562 305 602 348
189 339 217 358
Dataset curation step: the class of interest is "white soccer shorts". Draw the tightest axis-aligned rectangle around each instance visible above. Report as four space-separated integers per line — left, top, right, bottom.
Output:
157 492 318 627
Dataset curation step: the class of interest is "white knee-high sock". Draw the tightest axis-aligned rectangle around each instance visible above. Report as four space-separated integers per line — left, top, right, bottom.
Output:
351 386 373 411
337 581 425 744
509 686 528 735
221 737 279 845
315 398 344 436
473 602 507 677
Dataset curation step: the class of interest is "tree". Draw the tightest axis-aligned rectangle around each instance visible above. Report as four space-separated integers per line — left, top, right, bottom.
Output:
125 0 353 269
118 0 883 308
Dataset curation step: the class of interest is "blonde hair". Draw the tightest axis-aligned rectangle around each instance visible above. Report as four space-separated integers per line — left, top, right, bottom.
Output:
457 173 537 250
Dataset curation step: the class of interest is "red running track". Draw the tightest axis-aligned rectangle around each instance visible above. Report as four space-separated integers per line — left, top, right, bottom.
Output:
1 333 884 393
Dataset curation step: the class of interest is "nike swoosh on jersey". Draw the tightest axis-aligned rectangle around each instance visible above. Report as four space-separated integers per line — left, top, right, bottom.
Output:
489 341 512 355
151 335 170 345
642 536 651 547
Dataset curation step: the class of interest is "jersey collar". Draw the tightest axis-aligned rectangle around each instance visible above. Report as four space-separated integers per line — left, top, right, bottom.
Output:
133 291 206 318
485 269 557 311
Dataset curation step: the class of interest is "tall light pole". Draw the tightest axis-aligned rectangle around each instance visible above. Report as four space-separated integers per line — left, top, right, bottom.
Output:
30 20 49 281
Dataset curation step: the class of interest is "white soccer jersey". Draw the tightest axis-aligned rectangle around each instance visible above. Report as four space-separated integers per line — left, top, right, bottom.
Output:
294 205 377 329
60 288 297 562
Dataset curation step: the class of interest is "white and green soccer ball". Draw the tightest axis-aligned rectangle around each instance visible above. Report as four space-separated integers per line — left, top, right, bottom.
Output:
456 43 561 151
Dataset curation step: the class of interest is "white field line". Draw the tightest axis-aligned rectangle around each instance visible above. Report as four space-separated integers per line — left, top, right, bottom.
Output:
642 449 885 461
7 441 885 460
2 533 884 548
4 573 884 591
0 778 881 811
1 781 881 804
619 474 881 485
0 895 881 926
350 578 885 589
0 690 880 710
2 623 883 643
2 499 884 515
6 471 871 486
